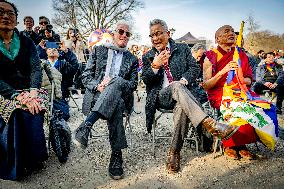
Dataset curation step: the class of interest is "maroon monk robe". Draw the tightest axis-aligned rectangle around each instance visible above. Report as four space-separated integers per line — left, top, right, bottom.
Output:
205 46 256 147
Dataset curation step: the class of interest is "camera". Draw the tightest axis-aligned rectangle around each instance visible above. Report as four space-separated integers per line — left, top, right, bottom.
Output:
45 24 53 33
46 41 60 49
73 28 79 36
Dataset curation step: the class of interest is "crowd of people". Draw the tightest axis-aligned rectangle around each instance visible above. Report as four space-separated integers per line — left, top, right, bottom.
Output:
0 0 283 182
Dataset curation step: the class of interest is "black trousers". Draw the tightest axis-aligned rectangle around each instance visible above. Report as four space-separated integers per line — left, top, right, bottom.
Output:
253 82 284 109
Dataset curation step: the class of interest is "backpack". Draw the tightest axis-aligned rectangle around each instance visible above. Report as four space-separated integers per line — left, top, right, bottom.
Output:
49 110 71 163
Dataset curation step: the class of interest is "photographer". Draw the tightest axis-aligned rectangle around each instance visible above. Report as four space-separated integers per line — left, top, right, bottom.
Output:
38 24 60 42
65 28 87 96
36 41 79 101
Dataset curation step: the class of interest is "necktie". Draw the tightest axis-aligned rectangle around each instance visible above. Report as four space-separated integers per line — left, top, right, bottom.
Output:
164 62 173 83
163 47 173 83
109 51 118 77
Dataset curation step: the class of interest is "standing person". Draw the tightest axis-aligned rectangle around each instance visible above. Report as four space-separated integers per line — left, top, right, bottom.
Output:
74 22 138 180
65 28 87 96
253 52 284 114
37 16 60 42
142 19 238 173
0 0 48 180
20 16 39 45
255 50 265 66
203 25 278 159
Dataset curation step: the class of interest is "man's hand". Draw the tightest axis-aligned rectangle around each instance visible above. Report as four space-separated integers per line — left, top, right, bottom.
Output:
39 39 46 49
97 77 112 92
101 77 112 86
269 83 278 89
97 83 105 92
179 78 188 85
220 61 238 75
152 49 170 68
264 82 273 88
59 41 68 53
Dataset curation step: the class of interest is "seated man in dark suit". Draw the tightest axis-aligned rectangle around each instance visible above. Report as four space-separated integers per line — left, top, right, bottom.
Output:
142 19 239 173
253 52 284 114
74 22 138 180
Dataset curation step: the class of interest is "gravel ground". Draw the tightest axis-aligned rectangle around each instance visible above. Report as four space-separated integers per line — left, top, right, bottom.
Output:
1 88 284 189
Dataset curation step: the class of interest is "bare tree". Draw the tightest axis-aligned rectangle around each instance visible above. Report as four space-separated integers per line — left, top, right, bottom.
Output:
52 0 144 38
244 30 284 54
245 13 260 52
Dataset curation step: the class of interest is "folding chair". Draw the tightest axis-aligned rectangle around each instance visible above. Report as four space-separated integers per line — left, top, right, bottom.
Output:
89 112 133 150
44 81 55 154
201 102 224 158
152 108 199 157
263 89 276 103
68 87 81 111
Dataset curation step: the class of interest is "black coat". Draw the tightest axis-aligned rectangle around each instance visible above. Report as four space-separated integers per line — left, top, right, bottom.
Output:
0 29 42 98
81 45 138 115
142 39 201 132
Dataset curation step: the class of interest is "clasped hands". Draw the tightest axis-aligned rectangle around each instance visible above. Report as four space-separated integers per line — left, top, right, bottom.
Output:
264 82 277 89
16 89 41 115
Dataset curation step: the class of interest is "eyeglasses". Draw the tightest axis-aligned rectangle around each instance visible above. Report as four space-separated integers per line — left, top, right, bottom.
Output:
39 21 48 25
116 29 132 37
149 31 164 38
0 8 16 18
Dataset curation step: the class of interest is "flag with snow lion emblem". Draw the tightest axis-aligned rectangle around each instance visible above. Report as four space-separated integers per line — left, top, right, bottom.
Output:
219 22 278 150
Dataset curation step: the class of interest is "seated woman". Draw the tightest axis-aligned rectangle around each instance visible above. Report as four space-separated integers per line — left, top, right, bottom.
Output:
203 25 278 159
0 1 48 180
253 52 284 114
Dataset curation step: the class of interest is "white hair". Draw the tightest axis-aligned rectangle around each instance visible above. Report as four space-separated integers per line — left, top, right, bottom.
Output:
113 21 132 33
191 43 206 54
149 19 168 31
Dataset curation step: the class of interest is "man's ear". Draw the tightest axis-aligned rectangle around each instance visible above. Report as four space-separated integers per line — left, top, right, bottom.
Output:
215 37 219 44
166 31 171 38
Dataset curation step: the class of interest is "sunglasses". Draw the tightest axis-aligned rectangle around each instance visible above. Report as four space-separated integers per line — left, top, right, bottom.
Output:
39 21 48 25
116 29 132 37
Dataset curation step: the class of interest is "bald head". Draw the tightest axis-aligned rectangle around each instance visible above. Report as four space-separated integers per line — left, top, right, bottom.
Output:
215 25 236 46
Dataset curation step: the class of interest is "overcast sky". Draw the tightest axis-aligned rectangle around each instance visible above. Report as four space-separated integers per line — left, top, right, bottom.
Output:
10 0 284 46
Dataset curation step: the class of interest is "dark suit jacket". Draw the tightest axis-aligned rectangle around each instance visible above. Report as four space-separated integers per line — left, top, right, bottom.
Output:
81 45 138 115
142 39 200 132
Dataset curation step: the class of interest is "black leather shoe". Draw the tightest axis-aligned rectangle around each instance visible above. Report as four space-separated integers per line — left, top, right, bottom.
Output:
109 150 124 180
74 122 92 149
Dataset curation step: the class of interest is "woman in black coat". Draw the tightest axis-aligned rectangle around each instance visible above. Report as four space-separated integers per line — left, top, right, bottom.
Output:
0 1 48 180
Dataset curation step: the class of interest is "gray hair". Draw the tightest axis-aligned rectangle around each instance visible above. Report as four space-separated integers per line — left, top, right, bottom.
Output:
191 43 206 54
113 21 132 33
149 19 168 31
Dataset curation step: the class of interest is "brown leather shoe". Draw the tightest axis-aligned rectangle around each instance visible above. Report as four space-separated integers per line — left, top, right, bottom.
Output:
166 150 180 173
224 147 239 160
238 145 256 160
201 117 239 140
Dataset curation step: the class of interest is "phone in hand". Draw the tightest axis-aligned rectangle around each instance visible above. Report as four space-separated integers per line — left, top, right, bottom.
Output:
46 41 60 49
